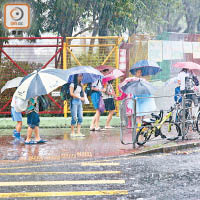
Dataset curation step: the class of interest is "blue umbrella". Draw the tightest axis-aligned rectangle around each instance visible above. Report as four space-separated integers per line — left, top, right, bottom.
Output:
14 68 70 100
65 66 104 84
130 60 161 76
121 78 154 96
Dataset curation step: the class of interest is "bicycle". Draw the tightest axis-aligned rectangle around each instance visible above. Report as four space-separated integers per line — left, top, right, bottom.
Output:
176 98 200 136
136 106 181 146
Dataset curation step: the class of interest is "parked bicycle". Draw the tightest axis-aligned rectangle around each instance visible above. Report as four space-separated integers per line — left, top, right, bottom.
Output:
175 99 200 136
136 106 181 146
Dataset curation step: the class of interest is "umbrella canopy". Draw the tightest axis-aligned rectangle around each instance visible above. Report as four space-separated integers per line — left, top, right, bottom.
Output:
96 65 115 75
14 68 69 100
1 77 23 93
119 77 154 96
66 66 104 84
173 62 200 70
102 69 124 84
130 60 161 76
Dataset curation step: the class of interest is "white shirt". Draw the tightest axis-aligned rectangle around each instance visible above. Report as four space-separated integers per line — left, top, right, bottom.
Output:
102 83 114 99
92 79 103 90
11 96 16 107
177 71 190 91
70 83 82 98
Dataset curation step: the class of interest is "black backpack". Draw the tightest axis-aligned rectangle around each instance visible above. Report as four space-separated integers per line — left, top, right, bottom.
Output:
85 83 92 96
60 83 80 100
38 95 51 112
193 75 199 86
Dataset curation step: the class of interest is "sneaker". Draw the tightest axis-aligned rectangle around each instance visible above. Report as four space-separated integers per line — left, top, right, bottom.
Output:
76 133 85 137
13 131 21 139
105 126 114 129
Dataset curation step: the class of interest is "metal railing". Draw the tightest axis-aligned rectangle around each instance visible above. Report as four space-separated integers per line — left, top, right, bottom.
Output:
120 92 200 148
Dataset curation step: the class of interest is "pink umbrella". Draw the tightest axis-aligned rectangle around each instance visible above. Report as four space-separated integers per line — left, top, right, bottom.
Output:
102 69 124 84
96 65 115 75
173 62 200 75
173 62 200 70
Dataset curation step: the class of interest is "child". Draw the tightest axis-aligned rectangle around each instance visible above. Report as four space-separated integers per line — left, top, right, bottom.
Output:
11 96 22 139
25 97 46 144
115 86 133 128
102 80 116 129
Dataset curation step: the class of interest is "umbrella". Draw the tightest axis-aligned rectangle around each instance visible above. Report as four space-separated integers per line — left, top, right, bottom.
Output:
130 60 161 76
173 62 200 76
119 77 154 96
1 77 23 93
96 65 115 75
14 68 69 100
66 66 104 84
102 69 124 84
173 62 200 70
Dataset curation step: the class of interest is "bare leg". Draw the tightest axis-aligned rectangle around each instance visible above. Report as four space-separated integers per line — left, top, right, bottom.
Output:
16 121 22 133
90 113 97 129
105 110 115 127
34 126 41 141
71 125 75 135
25 127 33 142
95 110 101 128
77 124 81 134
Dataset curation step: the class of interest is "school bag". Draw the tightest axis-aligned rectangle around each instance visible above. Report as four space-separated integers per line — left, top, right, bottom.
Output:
85 83 92 96
61 83 82 100
192 75 199 86
38 95 51 111
85 80 101 97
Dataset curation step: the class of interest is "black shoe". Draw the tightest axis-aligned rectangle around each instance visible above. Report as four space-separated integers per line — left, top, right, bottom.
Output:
160 134 167 139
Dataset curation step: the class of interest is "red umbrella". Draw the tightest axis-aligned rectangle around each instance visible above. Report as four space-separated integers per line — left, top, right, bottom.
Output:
96 65 115 75
102 69 124 84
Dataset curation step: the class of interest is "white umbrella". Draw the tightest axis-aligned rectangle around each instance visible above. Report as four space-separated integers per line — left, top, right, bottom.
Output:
1 77 23 93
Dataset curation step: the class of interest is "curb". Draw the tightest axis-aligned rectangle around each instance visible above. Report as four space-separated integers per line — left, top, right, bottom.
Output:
132 141 200 156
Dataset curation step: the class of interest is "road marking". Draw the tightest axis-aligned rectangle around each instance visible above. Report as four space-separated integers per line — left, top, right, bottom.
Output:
81 162 119 166
0 180 125 186
0 171 121 176
0 162 119 170
0 190 128 198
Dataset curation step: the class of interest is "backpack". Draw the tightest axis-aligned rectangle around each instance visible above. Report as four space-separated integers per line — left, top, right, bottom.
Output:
193 75 199 86
85 80 101 97
85 83 92 97
38 95 51 111
60 83 79 100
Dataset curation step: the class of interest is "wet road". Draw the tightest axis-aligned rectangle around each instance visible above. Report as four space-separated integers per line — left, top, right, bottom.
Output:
0 149 200 199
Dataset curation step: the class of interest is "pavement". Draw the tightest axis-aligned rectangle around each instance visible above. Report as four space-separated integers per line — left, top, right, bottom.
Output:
0 125 200 164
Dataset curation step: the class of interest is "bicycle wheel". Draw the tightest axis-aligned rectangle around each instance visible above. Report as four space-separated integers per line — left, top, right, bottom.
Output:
161 122 181 141
176 109 191 136
136 126 152 146
196 112 200 134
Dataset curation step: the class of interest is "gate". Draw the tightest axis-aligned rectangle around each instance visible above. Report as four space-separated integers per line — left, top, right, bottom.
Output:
0 37 64 115
63 36 123 117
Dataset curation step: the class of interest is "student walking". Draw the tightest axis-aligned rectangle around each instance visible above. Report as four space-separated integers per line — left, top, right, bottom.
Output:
90 79 106 131
69 74 85 137
102 80 116 129
25 97 46 144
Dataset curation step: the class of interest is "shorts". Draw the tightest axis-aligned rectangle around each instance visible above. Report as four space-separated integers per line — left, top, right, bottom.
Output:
11 107 22 121
103 98 115 111
27 111 40 129
91 92 101 110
